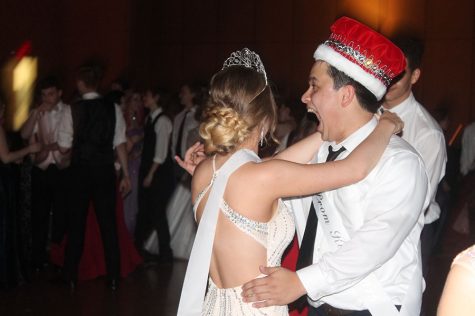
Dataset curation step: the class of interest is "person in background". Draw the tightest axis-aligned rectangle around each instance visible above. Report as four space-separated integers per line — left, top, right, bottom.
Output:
122 91 145 236
134 88 174 263
171 83 201 181
20 76 70 271
381 36 447 276
0 96 41 288
57 66 130 290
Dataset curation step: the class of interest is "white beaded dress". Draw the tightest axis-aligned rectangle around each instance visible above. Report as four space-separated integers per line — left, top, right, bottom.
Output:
181 150 295 316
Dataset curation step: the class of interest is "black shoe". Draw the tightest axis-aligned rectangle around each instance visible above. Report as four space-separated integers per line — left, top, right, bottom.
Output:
107 278 119 291
69 279 78 291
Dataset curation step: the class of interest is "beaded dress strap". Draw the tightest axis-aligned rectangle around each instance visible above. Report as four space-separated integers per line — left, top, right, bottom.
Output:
193 155 218 219
220 200 268 247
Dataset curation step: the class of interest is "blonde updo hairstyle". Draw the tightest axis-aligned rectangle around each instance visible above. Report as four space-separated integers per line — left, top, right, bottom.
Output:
200 66 277 155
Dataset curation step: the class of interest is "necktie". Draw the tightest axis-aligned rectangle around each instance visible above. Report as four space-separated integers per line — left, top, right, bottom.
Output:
292 145 346 310
175 110 189 158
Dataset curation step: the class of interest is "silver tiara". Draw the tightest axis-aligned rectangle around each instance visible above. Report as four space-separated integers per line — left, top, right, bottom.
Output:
222 48 268 84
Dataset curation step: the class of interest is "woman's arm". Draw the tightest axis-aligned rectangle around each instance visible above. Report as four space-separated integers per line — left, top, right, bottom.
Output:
0 126 42 163
437 264 475 316
258 112 402 199
20 109 40 140
273 131 323 164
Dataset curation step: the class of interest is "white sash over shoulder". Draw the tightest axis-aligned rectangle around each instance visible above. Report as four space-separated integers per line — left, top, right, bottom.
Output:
177 149 260 316
313 192 422 316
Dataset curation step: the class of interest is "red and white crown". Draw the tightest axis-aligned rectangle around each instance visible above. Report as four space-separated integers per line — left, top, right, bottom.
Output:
314 16 406 100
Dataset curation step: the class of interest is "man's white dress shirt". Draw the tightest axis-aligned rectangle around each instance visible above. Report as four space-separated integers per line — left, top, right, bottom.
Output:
383 93 446 224
32 101 68 169
460 121 475 176
171 105 199 159
148 107 172 164
287 118 430 315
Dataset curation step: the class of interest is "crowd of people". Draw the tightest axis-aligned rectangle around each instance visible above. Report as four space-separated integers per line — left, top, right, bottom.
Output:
0 57 317 291
0 15 475 316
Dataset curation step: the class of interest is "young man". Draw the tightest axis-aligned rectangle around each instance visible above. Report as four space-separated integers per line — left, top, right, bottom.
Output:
381 37 447 274
21 77 70 271
171 84 201 181
242 17 430 316
134 88 175 263
57 66 130 290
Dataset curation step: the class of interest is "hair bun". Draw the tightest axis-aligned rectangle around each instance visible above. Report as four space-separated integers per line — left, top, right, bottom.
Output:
200 105 251 154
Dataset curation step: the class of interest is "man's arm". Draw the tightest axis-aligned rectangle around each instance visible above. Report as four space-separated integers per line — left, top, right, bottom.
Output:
414 130 447 216
0 126 41 163
56 105 73 167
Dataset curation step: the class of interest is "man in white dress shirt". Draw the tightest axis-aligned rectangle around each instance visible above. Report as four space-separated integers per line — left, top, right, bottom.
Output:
459 121 475 241
21 77 70 270
242 17 430 316
134 88 175 263
460 121 475 177
381 37 447 276
171 84 200 181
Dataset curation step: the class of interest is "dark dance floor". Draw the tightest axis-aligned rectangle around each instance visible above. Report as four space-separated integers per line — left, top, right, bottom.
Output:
0 227 471 316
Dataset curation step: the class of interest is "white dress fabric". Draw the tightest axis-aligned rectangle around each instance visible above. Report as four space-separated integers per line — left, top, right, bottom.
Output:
166 176 196 259
142 179 197 259
177 149 294 316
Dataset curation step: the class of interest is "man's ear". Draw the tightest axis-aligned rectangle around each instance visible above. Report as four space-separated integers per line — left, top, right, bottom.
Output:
341 85 355 108
411 68 421 85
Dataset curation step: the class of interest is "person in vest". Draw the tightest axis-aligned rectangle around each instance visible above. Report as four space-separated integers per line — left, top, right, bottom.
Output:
57 66 130 290
242 17 430 316
134 88 175 263
20 76 71 271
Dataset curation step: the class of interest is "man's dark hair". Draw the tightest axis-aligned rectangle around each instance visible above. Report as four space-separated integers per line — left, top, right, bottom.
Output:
38 76 61 91
326 63 382 113
76 66 101 89
392 36 424 71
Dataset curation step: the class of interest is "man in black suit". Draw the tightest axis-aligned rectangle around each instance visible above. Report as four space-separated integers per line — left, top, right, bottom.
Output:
57 66 130 290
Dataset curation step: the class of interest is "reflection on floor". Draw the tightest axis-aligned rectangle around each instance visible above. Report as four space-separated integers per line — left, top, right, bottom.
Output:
0 228 472 316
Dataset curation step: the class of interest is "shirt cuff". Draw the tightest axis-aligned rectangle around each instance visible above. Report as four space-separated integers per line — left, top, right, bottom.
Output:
57 137 72 149
296 264 326 301
153 157 165 164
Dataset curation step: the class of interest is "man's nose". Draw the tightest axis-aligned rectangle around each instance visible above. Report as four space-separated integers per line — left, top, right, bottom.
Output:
301 88 311 104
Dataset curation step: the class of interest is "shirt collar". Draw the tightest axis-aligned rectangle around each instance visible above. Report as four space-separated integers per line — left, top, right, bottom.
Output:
51 100 64 112
150 107 163 119
382 92 414 116
82 92 100 100
331 117 378 153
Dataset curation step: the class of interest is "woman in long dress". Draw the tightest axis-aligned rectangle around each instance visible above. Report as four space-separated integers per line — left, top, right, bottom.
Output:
0 100 41 288
177 48 403 315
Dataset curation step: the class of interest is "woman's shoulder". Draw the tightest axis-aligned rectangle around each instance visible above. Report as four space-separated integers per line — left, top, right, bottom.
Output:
192 156 215 186
452 244 475 276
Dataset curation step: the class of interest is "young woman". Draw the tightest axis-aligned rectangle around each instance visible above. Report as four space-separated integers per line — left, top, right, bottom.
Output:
177 48 403 315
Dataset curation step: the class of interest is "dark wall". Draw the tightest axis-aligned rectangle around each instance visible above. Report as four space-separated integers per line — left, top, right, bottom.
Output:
1 0 474 136
130 0 475 137
0 0 131 99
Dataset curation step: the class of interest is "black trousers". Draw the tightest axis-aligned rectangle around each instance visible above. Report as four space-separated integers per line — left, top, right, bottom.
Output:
63 164 120 281
310 305 371 316
31 165 68 267
135 168 175 256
